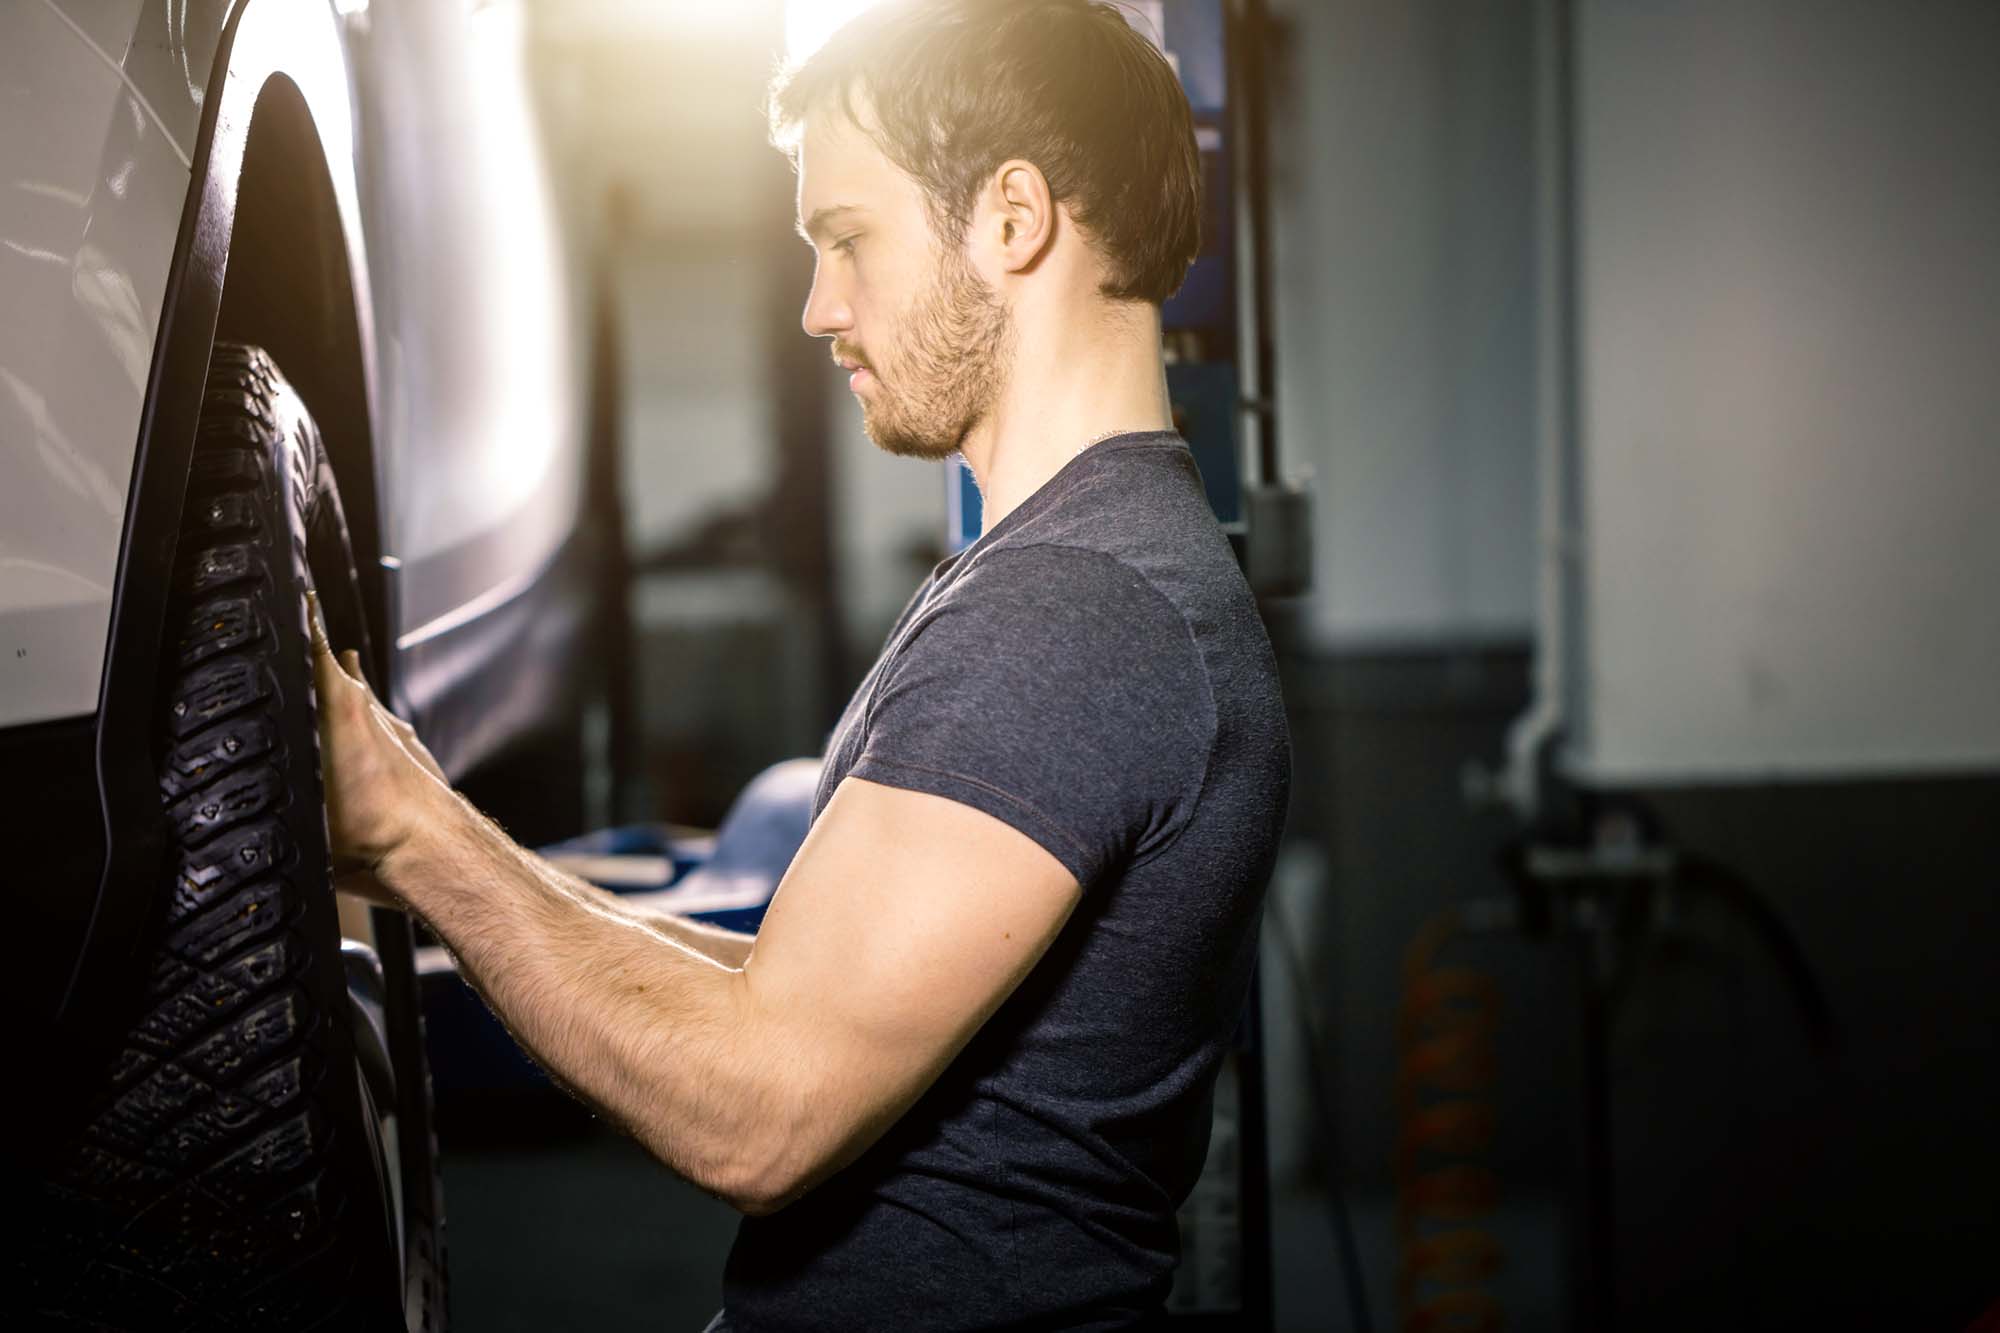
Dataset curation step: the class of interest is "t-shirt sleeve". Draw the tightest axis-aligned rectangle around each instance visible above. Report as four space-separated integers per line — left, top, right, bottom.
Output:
848 544 1215 887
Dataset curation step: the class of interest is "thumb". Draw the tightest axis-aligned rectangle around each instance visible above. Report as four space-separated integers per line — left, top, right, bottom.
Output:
307 591 370 690
305 591 367 705
305 589 334 663
305 590 353 696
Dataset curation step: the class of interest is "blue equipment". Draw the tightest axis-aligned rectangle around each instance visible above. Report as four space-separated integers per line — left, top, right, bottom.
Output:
420 760 820 1100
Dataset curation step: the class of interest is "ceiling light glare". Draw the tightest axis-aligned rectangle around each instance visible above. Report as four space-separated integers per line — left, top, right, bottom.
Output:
783 0 888 63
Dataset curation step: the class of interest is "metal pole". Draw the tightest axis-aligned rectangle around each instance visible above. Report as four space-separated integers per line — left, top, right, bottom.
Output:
1230 0 1281 489
1574 893 1617 1333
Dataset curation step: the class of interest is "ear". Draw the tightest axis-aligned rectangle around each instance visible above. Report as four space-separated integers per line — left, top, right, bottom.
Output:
971 158 1055 276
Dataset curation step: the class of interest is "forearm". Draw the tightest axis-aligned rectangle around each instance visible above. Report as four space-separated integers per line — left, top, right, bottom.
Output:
626 895 757 969
381 792 800 1207
533 873 758 970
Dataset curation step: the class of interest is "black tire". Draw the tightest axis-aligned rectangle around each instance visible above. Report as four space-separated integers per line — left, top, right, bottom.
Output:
22 345 447 1331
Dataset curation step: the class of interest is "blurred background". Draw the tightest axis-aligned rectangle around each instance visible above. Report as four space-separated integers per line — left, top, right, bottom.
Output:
424 1 2000 1330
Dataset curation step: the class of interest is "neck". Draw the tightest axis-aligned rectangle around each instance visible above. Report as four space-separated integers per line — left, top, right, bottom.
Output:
958 300 1173 531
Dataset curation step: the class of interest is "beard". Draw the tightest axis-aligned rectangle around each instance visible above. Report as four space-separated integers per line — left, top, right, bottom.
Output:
843 241 1012 461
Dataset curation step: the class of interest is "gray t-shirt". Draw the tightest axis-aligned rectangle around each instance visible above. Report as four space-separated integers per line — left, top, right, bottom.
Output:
723 433 1291 1330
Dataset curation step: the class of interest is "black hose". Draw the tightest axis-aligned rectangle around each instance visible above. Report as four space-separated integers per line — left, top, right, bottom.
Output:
1675 853 1840 1060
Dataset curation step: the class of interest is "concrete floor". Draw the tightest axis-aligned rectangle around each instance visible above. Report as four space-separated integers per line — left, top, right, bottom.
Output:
443 1119 735 1331
439 1107 1564 1332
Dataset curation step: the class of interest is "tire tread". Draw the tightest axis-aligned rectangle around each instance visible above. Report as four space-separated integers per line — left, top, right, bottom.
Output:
25 345 422 1331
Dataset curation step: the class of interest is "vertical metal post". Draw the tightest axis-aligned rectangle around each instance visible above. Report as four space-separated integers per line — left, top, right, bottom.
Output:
1238 964 1276 1331
1571 891 1617 1333
586 193 641 823
1230 9 1279 1327
761 163 846 719
1229 0 1281 490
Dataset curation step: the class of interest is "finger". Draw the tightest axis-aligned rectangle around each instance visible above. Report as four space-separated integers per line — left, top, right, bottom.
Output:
340 648 368 688
307 595 349 710
305 590 334 661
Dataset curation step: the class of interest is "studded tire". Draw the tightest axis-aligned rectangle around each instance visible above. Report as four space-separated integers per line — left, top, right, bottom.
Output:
22 345 447 1331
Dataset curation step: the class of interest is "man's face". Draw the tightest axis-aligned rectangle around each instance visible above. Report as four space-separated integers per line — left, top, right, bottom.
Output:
796 111 1012 460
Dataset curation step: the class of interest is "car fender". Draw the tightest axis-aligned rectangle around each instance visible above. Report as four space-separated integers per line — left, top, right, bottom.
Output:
0 2 218 729
6 0 382 1081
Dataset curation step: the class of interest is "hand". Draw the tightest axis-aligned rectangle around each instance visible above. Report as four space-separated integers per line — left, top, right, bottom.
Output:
307 592 453 905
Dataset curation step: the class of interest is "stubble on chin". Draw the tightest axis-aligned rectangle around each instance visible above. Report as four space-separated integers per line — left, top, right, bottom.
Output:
860 388 955 462
859 246 1011 462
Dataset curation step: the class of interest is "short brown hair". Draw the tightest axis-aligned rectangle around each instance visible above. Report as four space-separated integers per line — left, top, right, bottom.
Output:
771 0 1202 305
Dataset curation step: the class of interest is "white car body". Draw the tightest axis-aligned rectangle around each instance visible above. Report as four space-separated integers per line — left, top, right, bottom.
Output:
1 0 582 731
4 0 602 1055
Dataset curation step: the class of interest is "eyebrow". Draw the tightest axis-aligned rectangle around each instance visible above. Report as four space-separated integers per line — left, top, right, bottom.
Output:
798 204 866 244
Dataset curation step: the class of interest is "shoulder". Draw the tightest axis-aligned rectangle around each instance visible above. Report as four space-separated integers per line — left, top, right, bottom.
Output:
940 543 1203 663
956 540 1178 601
861 540 1222 880
887 539 1212 694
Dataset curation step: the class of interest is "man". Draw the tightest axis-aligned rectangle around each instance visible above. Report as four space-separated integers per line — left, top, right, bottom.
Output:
313 0 1290 1327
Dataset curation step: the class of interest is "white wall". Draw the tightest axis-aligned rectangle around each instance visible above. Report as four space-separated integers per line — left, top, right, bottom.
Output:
828 386 948 656
1566 0 2000 782
1268 0 1540 647
613 253 776 550
533 3 943 671
537 0 1549 661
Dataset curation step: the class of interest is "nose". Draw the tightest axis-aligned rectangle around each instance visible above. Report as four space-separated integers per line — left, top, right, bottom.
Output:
801 258 852 340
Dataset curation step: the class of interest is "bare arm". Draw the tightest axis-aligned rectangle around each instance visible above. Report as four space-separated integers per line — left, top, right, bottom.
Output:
623 893 757 970
512 868 759 971
379 795 773 1198
315 623 757 974
311 607 1079 1214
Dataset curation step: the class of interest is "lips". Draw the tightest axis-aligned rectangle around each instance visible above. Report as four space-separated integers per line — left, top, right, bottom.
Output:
834 349 874 391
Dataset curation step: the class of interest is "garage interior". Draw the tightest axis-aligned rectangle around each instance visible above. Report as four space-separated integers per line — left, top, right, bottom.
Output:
367 2 2000 1330
12 0 1986 1328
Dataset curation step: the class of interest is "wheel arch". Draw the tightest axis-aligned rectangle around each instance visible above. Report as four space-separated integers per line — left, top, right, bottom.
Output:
214 73 391 674
50 0 388 1072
